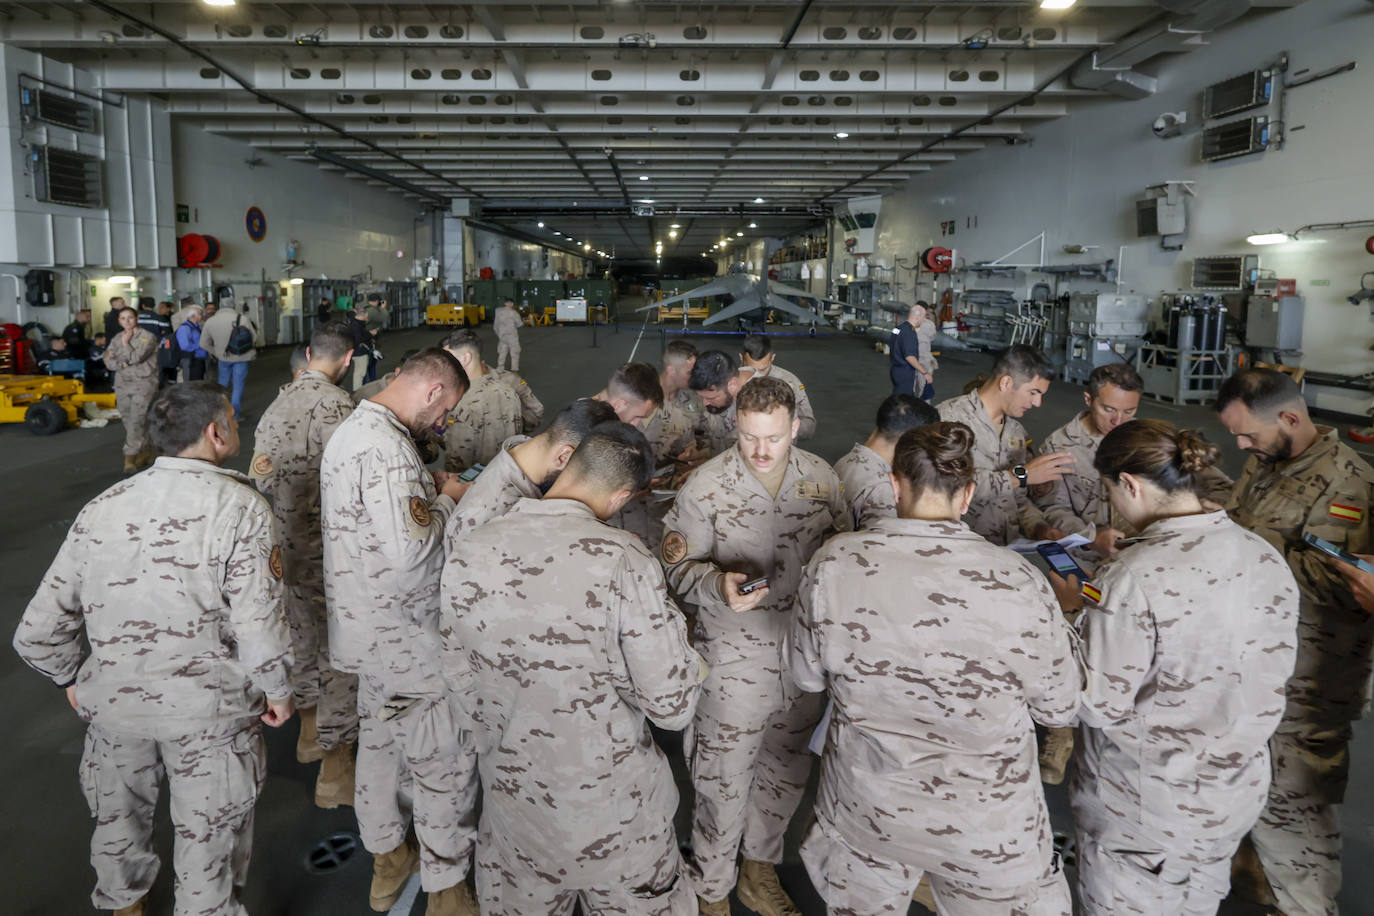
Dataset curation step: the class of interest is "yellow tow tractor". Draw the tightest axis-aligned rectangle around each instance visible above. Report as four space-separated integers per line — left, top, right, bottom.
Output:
0 374 118 435
425 303 486 327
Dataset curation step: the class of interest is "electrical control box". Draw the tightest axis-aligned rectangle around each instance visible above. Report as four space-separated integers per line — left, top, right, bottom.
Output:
1245 295 1304 350
1067 293 1150 337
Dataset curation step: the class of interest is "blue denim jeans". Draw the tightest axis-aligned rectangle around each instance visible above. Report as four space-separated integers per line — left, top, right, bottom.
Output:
217 360 250 416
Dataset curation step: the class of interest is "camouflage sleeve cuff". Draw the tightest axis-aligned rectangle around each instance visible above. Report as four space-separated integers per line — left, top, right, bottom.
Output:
56 676 77 689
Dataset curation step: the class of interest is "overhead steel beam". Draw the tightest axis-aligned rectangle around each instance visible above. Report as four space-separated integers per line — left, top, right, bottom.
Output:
308 147 449 203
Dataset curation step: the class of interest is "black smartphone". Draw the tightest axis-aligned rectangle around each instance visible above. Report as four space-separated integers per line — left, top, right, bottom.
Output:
1037 542 1090 582
457 463 485 483
738 577 769 595
1303 533 1374 574
653 463 676 479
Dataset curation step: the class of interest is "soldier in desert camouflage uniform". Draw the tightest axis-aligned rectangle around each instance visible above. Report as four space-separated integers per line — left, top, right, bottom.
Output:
102 306 161 474
1041 419 1298 915
320 349 478 916
249 322 359 807
1216 369 1374 916
445 398 617 544
493 297 522 371
440 329 523 473
740 334 817 439
793 420 1080 916
590 361 664 427
485 361 545 432
441 424 706 913
936 345 1074 546
832 393 938 530
661 375 850 916
13 383 295 916
687 349 751 458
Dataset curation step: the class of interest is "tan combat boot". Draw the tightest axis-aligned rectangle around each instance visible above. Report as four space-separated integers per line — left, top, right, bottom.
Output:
736 859 801 916
1038 726 1074 785
697 895 731 916
426 880 478 916
112 896 147 916
296 706 323 763
122 455 138 475
369 839 420 911
315 742 356 809
912 875 936 910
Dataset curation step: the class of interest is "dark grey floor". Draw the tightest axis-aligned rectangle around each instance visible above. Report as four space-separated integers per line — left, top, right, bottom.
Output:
4 316 1373 915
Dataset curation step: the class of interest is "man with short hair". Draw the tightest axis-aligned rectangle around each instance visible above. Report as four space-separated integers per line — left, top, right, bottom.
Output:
199 303 260 419
103 296 127 339
689 349 751 457
442 424 705 912
493 297 522 371
62 308 93 358
14 382 294 916
445 398 617 543
250 322 359 809
740 334 816 439
936 345 1074 546
320 349 478 916
889 303 937 398
135 296 170 342
441 329 524 473
1217 368 1374 916
591 361 664 428
661 375 850 916
833 393 939 529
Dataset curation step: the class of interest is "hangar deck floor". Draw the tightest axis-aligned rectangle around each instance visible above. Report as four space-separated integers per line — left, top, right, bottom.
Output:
4 320 1372 915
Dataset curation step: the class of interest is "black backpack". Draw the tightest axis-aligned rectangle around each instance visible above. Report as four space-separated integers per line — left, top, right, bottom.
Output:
156 331 182 368
225 312 254 356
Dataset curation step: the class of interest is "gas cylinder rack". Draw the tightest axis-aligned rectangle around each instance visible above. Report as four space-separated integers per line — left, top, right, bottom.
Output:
1136 294 1235 403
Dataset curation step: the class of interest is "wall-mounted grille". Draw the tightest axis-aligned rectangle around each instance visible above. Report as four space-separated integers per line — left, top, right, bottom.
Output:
1192 255 1259 291
1201 69 1271 120
1200 116 1269 162
21 87 99 133
32 146 104 208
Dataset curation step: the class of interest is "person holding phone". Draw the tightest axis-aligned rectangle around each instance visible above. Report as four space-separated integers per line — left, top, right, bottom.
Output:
794 421 1081 915
1047 419 1299 915
1216 368 1374 915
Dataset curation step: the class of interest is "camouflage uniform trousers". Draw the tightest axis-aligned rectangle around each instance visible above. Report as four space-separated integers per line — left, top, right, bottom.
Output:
80 719 265 914
801 820 1071 916
284 586 358 749
355 677 478 891
497 334 520 372
687 642 825 902
474 810 696 915
1249 722 1351 916
1074 820 1242 916
115 378 159 457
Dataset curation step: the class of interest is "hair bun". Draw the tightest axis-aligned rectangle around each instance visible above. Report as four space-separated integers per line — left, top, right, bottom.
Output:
1175 429 1220 474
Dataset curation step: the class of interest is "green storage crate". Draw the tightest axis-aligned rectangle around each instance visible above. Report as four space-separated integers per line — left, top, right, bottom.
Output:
518 280 565 309
469 279 496 310
566 278 613 306
493 278 519 305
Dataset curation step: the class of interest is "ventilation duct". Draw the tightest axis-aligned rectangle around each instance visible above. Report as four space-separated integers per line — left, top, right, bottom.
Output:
1071 0 1252 99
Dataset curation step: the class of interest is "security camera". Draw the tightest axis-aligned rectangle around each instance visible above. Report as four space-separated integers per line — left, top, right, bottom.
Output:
1152 111 1188 139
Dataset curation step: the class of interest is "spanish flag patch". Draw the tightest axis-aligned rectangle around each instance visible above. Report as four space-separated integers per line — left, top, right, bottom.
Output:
1330 503 1364 524
1081 582 1103 604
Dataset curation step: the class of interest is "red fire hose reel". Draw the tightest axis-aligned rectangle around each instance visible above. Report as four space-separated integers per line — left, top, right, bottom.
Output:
920 246 953 273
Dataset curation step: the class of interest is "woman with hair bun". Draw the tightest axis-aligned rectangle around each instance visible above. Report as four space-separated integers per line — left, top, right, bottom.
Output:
792 421 1081 915
1050 418 1300 914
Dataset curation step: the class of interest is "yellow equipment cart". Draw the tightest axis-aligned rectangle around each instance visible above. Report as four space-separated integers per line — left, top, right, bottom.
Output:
0 374 118 435
425 303 486 327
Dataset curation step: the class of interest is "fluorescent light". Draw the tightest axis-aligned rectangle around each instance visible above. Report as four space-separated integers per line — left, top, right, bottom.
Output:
1040 0 1076 8
289 277 304 285
754 197 764 203
537 221 544 228
583 243 592 251
203 0 237 6
668 230 678 239
638 175 649 181
636 198 655 203
424 276 434 282
108 275 136 284
749 222 758 228
835 131 849 139
553 230 561 235
670 223 681 229
1246 232 1291 246
736 231 744 237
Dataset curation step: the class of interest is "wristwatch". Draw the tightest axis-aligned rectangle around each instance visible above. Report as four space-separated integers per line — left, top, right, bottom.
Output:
1012 465 1029 488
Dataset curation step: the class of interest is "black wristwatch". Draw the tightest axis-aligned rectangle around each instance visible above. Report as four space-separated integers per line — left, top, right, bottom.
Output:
1012 465 1028 488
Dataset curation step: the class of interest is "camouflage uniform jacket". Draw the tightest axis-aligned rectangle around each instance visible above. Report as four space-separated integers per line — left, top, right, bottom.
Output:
102 327 159 385
695 401 739 458
350 369 442 462
351 369 396 405
440 498 704 879
1076 510 1299 841
764 365 816 440
1226 427 1374 728
320 399 455 697
487 367 544 432
832 443 894 530
661 445 850 658
13 458 292 738
936 391 1046 546
444 435 535 547
1032 412 1233 538
250 369 354 587
443 371 523 472
642 387 702 462
493 305 521 339
791 517 1080 883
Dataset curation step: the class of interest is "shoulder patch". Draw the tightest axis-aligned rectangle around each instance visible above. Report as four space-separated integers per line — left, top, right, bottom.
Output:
409 496 432 528
1330 503 1363 524
1081 581 1102 604
268 545 284 580
661 530 688 565
249 453 273 478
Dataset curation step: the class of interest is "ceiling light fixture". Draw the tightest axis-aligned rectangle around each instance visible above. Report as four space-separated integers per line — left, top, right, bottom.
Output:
754 197 765 203
108 275 137 284
1039 0 1076 8
289 277 304 285
749 222 758 228
203 0 237 7
736 230 744 237
638 175 649 181
668 230 678 239
835 131 849 139
1246 232 1291 246
670 223 681 229
537 221 545 228
584 243 592 251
